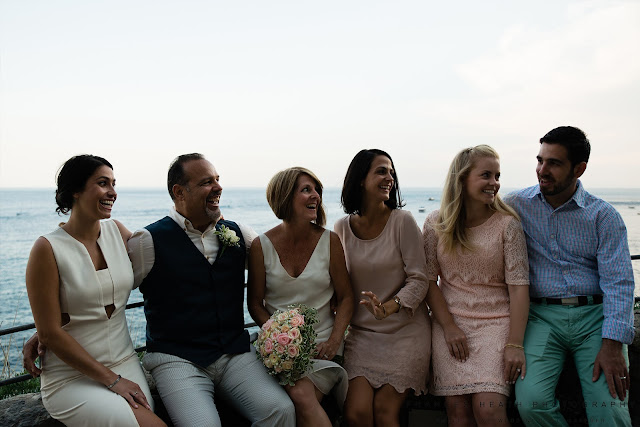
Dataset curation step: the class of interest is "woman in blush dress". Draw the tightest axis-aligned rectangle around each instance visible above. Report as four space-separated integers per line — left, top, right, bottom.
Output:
422 145 530 426
334 149 431 427
247 167 353 427
24 155 165 426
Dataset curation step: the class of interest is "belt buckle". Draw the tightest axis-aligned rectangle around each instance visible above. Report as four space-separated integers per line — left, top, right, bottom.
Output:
561 297 579 306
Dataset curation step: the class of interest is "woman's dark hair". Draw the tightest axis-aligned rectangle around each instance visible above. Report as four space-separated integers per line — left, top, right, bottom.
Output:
341 149 404 215
55 155 113 215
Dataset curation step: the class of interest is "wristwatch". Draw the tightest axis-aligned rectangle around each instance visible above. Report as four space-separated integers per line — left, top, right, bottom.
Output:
393 295 401 309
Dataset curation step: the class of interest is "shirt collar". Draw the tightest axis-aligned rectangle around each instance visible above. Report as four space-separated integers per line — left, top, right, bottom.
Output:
169 207 215 234
531 179 585 209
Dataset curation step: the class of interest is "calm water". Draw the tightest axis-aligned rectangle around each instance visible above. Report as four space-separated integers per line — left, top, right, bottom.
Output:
2 187 639 376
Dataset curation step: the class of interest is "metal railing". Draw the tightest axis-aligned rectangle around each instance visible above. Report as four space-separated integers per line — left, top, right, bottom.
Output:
1 256 639 388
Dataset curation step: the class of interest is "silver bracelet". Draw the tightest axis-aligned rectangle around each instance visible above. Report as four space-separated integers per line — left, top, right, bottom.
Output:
107 374 122 389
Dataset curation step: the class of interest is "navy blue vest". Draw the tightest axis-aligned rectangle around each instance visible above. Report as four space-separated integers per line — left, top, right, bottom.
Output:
140 217 249 367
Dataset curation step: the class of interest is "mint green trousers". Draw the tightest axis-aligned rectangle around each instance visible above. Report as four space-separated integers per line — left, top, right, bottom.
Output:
515 303 631 426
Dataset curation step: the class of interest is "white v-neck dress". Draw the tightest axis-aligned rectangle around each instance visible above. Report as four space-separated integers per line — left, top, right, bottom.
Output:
260 229 348 406
39 220 152 426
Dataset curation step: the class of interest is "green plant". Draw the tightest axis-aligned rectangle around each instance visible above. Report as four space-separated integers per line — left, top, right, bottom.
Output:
0 373 40 400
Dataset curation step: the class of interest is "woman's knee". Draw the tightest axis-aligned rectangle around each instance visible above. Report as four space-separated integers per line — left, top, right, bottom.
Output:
344 402 373 427
372 393 405 425
445 397 474 425
286 383 317 409
473 403 508 425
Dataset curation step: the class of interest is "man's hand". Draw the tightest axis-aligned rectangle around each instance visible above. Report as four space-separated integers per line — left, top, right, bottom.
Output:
592 338 629 400
22 332 46 378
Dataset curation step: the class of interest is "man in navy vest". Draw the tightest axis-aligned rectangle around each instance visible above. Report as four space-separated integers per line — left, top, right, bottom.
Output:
127 153 295 426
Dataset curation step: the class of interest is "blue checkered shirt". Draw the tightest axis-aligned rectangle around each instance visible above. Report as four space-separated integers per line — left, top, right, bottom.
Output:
505 181 635 344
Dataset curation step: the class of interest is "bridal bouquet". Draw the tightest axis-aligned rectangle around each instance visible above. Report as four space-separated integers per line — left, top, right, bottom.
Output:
255 304 318 386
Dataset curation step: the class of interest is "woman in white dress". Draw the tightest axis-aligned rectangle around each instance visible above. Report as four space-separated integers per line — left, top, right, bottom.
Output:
25 155 165 427
248 167 353 427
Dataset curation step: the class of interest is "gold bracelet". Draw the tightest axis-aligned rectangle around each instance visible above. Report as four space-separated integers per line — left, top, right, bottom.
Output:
505 343 524 350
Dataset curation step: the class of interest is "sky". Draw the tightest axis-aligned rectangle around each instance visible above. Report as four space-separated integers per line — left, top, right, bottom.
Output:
1 0 639 189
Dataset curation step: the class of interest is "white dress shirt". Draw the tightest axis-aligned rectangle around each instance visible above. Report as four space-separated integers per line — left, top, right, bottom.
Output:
128 207 257 287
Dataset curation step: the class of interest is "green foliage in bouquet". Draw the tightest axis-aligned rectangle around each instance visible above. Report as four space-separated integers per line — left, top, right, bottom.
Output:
255 304 318 386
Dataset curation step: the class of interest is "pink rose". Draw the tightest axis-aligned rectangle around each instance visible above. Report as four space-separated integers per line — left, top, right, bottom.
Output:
275 344 286 354
288 328 300 341
290 314 304 327
276 333 291 346
264 338 274 354
262 319 274 331
287 344 299 358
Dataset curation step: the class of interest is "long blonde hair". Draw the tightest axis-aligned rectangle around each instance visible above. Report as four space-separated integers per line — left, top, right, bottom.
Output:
434 145 519 252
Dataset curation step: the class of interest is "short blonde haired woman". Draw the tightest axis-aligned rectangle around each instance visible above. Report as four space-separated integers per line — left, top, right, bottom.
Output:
248 167 353 427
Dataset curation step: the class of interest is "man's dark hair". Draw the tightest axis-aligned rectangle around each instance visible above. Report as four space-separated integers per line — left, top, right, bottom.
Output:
540 126 591 166
167 153 205 200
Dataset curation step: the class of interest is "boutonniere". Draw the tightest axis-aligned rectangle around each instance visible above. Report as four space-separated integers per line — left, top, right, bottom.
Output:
214 225 241 257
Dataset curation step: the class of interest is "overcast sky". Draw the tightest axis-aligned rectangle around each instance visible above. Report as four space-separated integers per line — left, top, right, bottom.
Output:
1 0 639 189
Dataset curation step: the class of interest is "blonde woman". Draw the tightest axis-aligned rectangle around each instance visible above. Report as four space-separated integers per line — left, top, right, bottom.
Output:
248 167 353 427
422 145 530 426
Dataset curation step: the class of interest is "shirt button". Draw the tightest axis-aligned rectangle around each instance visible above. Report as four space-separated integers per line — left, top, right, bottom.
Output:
550 234 555 239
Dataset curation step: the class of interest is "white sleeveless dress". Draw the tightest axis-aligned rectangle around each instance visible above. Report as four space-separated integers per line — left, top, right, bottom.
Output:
260 229 348 406
40 220 153 426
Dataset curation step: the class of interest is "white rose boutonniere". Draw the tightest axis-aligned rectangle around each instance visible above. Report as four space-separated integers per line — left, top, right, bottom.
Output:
214 225 241 257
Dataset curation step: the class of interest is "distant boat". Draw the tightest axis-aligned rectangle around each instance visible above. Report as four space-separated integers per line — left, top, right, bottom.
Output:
418 207 426 213
428 197 435 201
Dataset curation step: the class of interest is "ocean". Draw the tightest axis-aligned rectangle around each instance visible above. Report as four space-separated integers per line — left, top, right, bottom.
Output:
1 187 639 377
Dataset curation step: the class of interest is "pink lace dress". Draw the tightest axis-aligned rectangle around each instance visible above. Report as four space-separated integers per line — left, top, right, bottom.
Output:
422 210 529 396
335 209 431 394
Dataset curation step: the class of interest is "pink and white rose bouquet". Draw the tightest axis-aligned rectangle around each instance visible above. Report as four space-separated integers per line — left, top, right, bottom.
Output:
255 304 318 386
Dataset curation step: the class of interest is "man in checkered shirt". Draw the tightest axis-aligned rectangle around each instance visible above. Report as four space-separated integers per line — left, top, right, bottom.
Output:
505 126 634 426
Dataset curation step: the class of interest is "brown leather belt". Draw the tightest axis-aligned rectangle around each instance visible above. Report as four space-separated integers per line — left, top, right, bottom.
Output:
530 295 603 306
